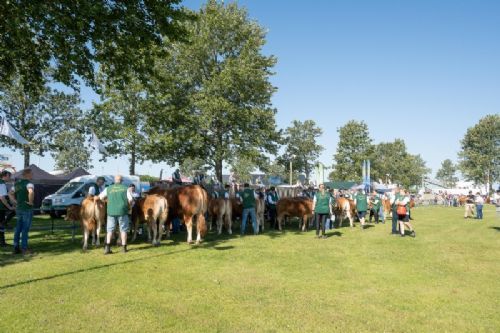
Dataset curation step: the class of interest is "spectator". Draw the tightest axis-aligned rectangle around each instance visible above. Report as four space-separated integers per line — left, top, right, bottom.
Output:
10 168 35 255
464 191 475 219
354 189 368 230
172 169 182 186
88 176 106 196
369 191 381 224
239 183 259 235
0 170 15 247
475 192 484 220
313 183 333 238
396 189 415 237
267 186 279 230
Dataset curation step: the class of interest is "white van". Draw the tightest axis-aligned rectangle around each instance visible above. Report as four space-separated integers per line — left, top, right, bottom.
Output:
41 175 141 218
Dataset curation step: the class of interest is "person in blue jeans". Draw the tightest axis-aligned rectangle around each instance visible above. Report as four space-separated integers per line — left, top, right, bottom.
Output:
9 168 35 255
239 183 258 235
475 192 484 220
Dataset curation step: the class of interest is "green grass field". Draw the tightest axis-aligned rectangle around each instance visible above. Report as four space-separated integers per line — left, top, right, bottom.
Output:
0 206 499 332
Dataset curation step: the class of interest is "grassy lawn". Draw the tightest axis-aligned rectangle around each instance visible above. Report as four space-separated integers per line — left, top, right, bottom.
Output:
0 205 499 332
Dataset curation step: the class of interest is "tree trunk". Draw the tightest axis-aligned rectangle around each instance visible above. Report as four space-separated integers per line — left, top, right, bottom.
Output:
23 146 30 168
215 159 223 184
129 148 136 175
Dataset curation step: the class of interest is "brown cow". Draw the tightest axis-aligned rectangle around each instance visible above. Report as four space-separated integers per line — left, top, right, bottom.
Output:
150 185 208 244
276 197 314 231
382 199 392 221
67 197 106 250
230 198 243 221
141 194 168 246
334 197 354 228
209 198 232 235
255 196 266 231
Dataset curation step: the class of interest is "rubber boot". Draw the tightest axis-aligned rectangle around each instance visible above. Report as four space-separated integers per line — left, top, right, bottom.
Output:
104 244 112 255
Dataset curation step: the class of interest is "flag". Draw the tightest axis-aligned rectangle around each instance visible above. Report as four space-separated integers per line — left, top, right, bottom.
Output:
91 130 108 154
0 117 29 145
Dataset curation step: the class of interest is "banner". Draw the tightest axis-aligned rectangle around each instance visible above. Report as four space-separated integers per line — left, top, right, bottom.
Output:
0 117 29 145
91 130 108 154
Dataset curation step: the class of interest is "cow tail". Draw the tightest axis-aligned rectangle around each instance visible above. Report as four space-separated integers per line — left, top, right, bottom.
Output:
89 201 98 232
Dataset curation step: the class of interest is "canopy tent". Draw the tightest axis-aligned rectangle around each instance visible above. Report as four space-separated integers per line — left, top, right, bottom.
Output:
12 164 67 209
58 167 90 181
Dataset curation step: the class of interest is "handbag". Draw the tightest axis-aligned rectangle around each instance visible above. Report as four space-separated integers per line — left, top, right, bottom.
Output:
397 205 407 216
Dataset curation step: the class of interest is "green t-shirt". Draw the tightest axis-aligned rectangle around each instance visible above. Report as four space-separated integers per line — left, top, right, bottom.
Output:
15 179 33 211
241 188 256 209
355 193 368 211
371 197 381 210
314 192 331 214
106 184 129 216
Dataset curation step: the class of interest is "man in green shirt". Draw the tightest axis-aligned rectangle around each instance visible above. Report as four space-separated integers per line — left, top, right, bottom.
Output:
369 191 382 224
97 175 133 254
9 168 35 255
354 189 368 230
239 183 258 235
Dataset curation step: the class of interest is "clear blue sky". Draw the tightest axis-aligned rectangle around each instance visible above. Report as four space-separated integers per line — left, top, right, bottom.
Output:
3 0 499 179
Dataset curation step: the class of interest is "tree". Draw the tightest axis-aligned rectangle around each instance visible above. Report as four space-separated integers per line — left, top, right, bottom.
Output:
51 131 91 171
91 77 155 175
0 79 83 168
281 120 323 182
261 159 288 184
458 114 500 191
331 120 372 181
148 0 280 182
436 159 459 188
0 1 190 93
370 139 430 188
230 155 257 184
180 157 209 178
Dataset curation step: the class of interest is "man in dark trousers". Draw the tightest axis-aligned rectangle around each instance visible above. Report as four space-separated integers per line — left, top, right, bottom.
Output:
0 170 15 247
239 183 259 235
266 186 279 230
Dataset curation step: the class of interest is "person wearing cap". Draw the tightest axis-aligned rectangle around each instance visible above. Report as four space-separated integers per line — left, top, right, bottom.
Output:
354 189 368 230
9 168 35 255
96 175 133 254
0 170 15 247
267 186 279 230
88 176 106 196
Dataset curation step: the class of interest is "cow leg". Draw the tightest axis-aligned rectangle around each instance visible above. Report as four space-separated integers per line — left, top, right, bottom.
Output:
301 216 306 232
132 220 138 242
95 221 101 247
225 213 232 235
196 214 206 244
147 221 152 243
277 215 282 231
217 215 223 235
83 228 89 251
260 213 265 232
185 216 194 244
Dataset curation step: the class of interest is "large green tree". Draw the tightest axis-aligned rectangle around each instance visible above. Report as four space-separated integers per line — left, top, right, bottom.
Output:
0 1 189 92
0 79 83 168
281 120 323 182
458 114 500 191
370 139 430 188
436 159 459 188
149 0 280 182
330 120 372 181
51 131 91 171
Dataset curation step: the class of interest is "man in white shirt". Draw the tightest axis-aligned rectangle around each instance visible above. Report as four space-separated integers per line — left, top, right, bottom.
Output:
88 177 106 196
0 170 15 247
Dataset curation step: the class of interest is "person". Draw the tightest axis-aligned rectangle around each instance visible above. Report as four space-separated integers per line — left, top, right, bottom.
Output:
172 169 182 186
88 176 106 196
239 183 259 235
96 175 133 254
222 184 231 199
354 189 368 230
369 191 381 224
0 170 15 247
475 192 484 220
312 183 333 238
267 186 279 230
464 191 475 219
396 189 415 237
389 187 400 235
9 168 35 255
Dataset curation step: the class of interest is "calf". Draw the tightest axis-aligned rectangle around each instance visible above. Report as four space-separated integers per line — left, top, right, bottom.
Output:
71 197 106 251
141 194 169 246
209 197 233 235
255 197 266 231
334 197 354 228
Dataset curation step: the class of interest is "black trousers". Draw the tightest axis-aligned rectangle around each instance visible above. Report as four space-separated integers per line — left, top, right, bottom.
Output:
0 209 15 231
315 213 328 236
269 206 277 229
369 208 379 223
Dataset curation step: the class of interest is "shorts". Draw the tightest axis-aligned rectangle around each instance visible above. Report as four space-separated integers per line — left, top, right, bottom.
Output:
398 214 409 222
357 211 366 219
106 215 130 233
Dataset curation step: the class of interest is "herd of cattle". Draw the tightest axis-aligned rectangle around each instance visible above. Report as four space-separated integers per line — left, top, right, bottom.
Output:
64 184 413 251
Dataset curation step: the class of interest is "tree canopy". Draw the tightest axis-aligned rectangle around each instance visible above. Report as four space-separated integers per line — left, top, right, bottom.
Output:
436 159 459 188
458 114 500 190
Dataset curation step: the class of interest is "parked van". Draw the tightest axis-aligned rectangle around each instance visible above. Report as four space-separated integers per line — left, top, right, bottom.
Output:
41 175 141 218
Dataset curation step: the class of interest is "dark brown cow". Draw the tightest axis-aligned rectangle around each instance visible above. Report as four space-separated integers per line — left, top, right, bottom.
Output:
150 185 208 244
276 197 314 231
230 198 243 221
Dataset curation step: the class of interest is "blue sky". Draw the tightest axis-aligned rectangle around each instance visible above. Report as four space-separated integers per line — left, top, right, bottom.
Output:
2 0 499 179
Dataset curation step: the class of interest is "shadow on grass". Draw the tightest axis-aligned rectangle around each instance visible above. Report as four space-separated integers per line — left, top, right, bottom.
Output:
490 226 500 232
0 247 194 291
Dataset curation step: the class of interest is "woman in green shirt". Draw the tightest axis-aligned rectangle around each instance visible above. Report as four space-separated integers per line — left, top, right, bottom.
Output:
313 184 333 239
